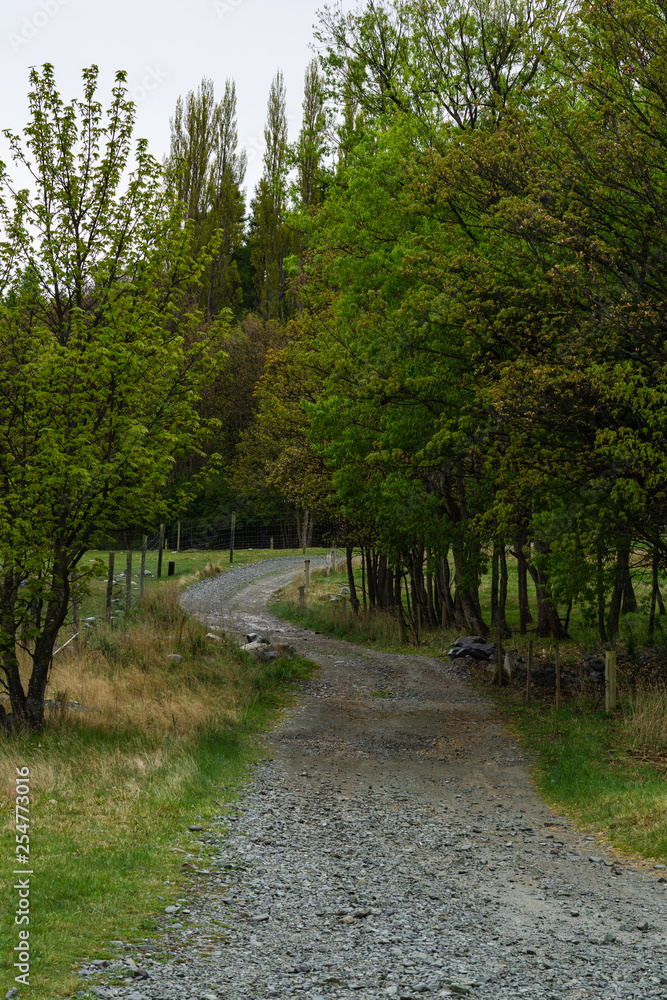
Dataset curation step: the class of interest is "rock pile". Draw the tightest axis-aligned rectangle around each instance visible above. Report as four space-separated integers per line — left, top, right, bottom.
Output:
239 633 296 662
446 635 498 662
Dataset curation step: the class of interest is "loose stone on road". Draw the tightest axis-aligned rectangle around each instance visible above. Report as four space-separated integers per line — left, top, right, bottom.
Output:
79 558 667 1000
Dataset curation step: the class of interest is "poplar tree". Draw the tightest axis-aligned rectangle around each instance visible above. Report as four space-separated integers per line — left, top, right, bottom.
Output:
248 71 291 318
167 77 246 313
297 59 327 209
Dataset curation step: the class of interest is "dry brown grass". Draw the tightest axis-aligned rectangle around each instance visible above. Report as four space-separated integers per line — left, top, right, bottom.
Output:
624 683 667 755
38 582 247 736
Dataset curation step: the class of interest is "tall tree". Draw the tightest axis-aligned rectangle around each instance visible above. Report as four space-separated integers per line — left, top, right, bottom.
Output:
0 64 225 728
167 77 246 313
297 59 327 209
248 71 291 318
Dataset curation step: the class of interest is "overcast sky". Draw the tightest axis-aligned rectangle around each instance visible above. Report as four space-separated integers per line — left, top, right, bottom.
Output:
0 0 349 203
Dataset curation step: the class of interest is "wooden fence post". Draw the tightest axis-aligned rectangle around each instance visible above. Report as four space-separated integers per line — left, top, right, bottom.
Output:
605 650 617 711
526 638 533 704
303 509 309 556
555 639 561 709
140 535 147 597
270 535 274 551
177 520 181 553
125 550 132 614
493 627 503 685
298 585 306 608
230 512 236 564
106 551 115 625
305 558 310 588
157 524 165 578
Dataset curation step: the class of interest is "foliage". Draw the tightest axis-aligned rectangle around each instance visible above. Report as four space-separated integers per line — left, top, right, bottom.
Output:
0 65 226 727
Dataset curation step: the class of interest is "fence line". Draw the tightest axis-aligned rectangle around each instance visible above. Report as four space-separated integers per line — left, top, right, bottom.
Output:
104 513 342 554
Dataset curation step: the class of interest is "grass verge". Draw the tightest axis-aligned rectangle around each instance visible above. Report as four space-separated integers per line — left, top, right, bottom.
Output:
0 577 316 998
481 680 667 863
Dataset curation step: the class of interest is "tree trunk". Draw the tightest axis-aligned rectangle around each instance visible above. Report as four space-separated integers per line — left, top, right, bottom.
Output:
491 544 499 628
451 542 488 637
498 544 510 636
346 544 360 615
438 552 457 628
649 548 659 641
596 543 607 643
365 548 376 609
607 537 631 638
621 546 638 614
426 556 437 628
0 570 26 724
394 565 407 643
361 548 367 612
527 538 563 639
513 532 532 633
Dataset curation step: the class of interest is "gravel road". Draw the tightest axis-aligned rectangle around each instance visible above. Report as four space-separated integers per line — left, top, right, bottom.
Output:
78 557 667 1000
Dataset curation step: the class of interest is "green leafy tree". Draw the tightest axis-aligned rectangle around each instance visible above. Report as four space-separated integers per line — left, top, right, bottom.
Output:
0 64 225 728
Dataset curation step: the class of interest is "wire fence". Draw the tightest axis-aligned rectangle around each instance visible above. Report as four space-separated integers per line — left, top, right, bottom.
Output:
105 513 341 553
65 513 342 638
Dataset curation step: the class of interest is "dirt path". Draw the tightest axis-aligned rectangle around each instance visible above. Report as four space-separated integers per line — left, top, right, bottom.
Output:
80 561 667 1000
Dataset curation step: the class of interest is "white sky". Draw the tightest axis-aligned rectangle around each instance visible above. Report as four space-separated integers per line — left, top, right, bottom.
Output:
0 0 348 205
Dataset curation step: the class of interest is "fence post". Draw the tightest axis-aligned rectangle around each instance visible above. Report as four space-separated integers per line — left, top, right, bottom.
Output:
605 650 617 711
125 550 132 614
298 585 306 608
230 512 236 564
177 520 181 553
555 639 561 709
302 509 309 556
270 535 274 551
157 524 165 578
106 551 115 625
71 571 79 644
140 535 147 597
493 627 503 685
305 558 310 588
526 638 533 704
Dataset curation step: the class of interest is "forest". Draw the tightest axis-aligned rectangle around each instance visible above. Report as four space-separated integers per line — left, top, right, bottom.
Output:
2 0 667 731
174 0 667 647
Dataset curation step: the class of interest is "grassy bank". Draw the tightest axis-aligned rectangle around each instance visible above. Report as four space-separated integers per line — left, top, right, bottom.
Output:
0 573 316 998
486 683 667 862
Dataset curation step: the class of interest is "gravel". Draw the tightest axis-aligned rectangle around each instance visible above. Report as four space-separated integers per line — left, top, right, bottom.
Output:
76 561 667 1000
179 557 323 626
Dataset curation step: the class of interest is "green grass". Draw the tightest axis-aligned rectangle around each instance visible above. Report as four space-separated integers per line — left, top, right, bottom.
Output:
489 690 667 862
0 580 316 999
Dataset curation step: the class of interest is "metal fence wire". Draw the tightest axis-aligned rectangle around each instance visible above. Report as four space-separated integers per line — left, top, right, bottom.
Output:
105 513 341 553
